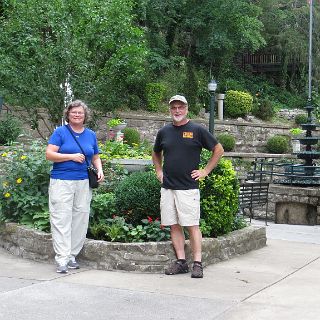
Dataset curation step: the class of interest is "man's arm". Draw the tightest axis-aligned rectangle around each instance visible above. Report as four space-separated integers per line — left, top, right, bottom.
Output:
191 143 224 181
152 151 163 183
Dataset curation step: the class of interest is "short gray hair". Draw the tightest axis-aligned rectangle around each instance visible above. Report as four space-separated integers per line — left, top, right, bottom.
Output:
64 100 90 124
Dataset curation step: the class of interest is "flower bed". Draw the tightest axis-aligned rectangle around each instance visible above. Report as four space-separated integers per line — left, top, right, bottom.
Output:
0 223 266 273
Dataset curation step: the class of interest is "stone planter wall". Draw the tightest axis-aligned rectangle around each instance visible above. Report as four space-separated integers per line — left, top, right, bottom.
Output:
0 223 266 273
2 106 291 153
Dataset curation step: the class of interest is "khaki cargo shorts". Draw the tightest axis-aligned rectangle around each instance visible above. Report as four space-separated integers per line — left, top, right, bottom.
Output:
160 188 200 226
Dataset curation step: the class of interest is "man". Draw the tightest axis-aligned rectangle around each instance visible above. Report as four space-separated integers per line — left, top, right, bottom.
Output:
152 95 224 278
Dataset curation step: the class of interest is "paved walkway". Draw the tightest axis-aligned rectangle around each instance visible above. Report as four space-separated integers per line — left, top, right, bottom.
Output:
0 221 319 320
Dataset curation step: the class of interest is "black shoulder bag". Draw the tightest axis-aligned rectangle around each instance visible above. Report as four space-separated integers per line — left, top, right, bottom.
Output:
66 125 99 188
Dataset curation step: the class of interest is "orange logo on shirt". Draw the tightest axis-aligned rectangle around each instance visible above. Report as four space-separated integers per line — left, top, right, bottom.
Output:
183 131 193 139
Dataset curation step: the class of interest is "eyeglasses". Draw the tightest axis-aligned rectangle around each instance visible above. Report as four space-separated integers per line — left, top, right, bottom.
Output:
170 106 187 111
70 111 85 115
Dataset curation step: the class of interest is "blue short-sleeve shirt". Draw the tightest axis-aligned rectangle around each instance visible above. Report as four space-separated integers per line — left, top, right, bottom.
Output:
48 125 99 180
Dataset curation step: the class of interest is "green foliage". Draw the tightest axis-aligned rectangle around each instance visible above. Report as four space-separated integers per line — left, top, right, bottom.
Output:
128 217 170 242
115 171 161 224
0 114 22 145
0 141 51 222
99 140 152 160
199 154 239 237
252 98 275 121
91 193 117 223
225 90 253 118
266 135 289 154
217 133 236 152
20 210 50 232
123 127 141 146
88 215 170 242
145 82 167 112
107 118 125 128
289 128 303 135
295 114 308 125
89 216 130 242
0 0 148 131
99 161 128 193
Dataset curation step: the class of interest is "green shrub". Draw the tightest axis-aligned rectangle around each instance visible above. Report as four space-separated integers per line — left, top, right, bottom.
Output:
0 141 51 223
115 171 161 224
225 90 253 118
252 99 275 121
0 114 22 145
145 82 166 112
217 133 236 152
199 154 240 237
266 135 289 154
91 192 117 223
123 127 141 146
295 113 308 125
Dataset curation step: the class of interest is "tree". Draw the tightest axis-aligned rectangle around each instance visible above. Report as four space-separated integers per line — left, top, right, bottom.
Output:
0 0 148 136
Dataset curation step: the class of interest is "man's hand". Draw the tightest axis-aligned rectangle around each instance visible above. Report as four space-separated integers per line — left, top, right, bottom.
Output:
156 170 163 183
191 169 208 181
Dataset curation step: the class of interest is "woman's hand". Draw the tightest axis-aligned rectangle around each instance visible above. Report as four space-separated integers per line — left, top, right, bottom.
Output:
72 153 85 163
97 169 104 182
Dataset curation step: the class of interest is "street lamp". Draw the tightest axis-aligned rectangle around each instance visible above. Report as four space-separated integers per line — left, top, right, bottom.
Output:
208 79 217 134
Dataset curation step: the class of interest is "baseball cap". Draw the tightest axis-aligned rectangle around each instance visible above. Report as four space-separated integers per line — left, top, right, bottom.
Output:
169 95 188 105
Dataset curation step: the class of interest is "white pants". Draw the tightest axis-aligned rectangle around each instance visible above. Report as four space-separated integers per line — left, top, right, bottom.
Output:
49 179 92 266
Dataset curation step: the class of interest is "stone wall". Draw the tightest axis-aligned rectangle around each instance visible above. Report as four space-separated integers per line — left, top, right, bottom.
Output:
248 184 320 225
1 105 291 153
0 223 266 273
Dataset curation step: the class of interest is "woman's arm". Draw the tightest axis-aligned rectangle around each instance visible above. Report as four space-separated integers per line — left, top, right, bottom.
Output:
45 144 85 163
92 154 104 182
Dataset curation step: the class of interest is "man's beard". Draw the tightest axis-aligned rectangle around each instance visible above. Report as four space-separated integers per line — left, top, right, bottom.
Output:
172 114 186 122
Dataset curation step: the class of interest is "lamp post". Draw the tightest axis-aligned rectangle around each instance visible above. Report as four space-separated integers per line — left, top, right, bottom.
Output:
208 79 217 134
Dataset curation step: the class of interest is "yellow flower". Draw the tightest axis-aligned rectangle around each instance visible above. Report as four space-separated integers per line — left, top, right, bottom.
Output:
2 181 8 188
16 178 23 184
1 152 8 157
4 192 11 198
20 155 27 160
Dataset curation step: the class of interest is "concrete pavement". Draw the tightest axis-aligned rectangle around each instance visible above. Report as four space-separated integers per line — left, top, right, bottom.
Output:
0 221 319 320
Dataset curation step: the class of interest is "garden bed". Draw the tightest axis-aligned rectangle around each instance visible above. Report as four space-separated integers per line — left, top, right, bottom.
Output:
0 223 266 273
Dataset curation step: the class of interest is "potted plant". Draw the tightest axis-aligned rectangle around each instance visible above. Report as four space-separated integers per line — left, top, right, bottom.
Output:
107 118 127 131
107 118 127 142
289 128 303 153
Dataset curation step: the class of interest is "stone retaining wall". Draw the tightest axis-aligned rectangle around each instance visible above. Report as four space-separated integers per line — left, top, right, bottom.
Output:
0 223 266 273
2 106 291 153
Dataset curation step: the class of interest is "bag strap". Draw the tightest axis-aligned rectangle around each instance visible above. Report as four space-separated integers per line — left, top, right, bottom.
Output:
65 124 90 167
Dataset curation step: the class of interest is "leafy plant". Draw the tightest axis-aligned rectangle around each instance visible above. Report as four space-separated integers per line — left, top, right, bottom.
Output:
289 128 303 135
115 171 161 224
145 82 166 112
107 118 125 128
252 98 275 121
294 114 308 125
199 154 239 237
217 133 236 152
0 114 22 145
266 135 289 154
0 141 51 222
123 127 141 146
88 216 130 242
225 90 253 118
20 210 50 232
90 192 117 223
132 217 170 242
99 140 151 160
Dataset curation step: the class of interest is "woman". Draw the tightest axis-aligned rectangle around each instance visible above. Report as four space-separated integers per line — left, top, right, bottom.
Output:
46 100 104 273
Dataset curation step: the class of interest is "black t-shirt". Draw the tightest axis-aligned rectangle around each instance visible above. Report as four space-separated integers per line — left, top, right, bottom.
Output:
153 121 218 190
